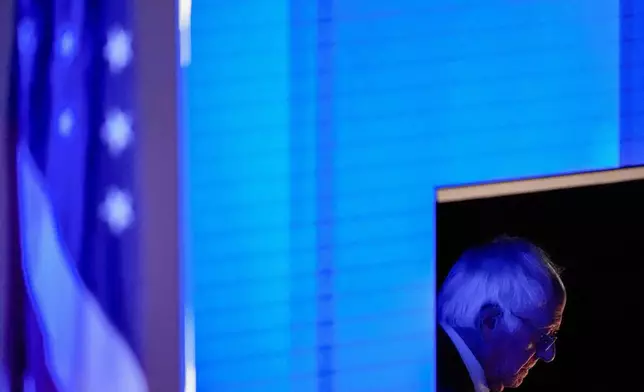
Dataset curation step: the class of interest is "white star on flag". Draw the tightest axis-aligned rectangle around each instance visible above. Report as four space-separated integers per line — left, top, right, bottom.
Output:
100 188 134 234
18 19 36 55
104 27 132 73
58 109 74 136
59 30 75 57
101 109 133 156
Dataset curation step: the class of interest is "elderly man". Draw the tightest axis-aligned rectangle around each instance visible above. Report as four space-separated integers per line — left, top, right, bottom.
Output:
437 237 566 392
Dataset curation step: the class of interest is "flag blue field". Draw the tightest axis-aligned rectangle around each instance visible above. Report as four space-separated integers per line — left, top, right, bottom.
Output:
5 1 147 390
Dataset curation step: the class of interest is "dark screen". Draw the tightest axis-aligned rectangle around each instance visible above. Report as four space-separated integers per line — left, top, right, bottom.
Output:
436 177 644 391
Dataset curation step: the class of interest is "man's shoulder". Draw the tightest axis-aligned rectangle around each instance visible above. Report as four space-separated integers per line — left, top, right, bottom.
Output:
436 324 475 392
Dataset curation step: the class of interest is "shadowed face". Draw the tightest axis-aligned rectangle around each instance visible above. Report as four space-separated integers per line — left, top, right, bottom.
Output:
478 291 565 391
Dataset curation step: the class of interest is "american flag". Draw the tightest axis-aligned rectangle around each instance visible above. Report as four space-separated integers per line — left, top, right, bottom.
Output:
3 0 147 391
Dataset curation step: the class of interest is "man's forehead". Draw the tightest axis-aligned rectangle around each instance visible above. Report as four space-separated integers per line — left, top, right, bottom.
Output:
545 310 563 332
542 276 566 326
549 303 565 329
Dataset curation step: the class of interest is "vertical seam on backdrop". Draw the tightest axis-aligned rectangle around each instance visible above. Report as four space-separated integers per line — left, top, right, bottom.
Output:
316 0 335 390
620 0 644 166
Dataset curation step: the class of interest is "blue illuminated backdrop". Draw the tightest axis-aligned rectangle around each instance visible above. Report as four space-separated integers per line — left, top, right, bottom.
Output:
183 1 640 391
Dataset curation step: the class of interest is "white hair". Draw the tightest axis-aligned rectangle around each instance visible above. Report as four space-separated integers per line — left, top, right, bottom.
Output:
438 237 563 332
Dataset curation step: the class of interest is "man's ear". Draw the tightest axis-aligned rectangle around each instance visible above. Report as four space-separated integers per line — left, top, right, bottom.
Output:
477 303 503 333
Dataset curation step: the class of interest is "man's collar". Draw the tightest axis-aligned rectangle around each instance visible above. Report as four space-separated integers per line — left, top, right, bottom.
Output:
440 323 490 392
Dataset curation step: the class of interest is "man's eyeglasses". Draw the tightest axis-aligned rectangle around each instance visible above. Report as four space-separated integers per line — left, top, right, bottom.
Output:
511 312 558 354
536 330 557 353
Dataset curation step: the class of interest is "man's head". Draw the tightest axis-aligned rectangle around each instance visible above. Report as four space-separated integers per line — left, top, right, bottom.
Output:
438 237 566 391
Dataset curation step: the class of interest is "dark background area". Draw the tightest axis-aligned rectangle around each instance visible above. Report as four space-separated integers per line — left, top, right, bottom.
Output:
436 177 644 391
